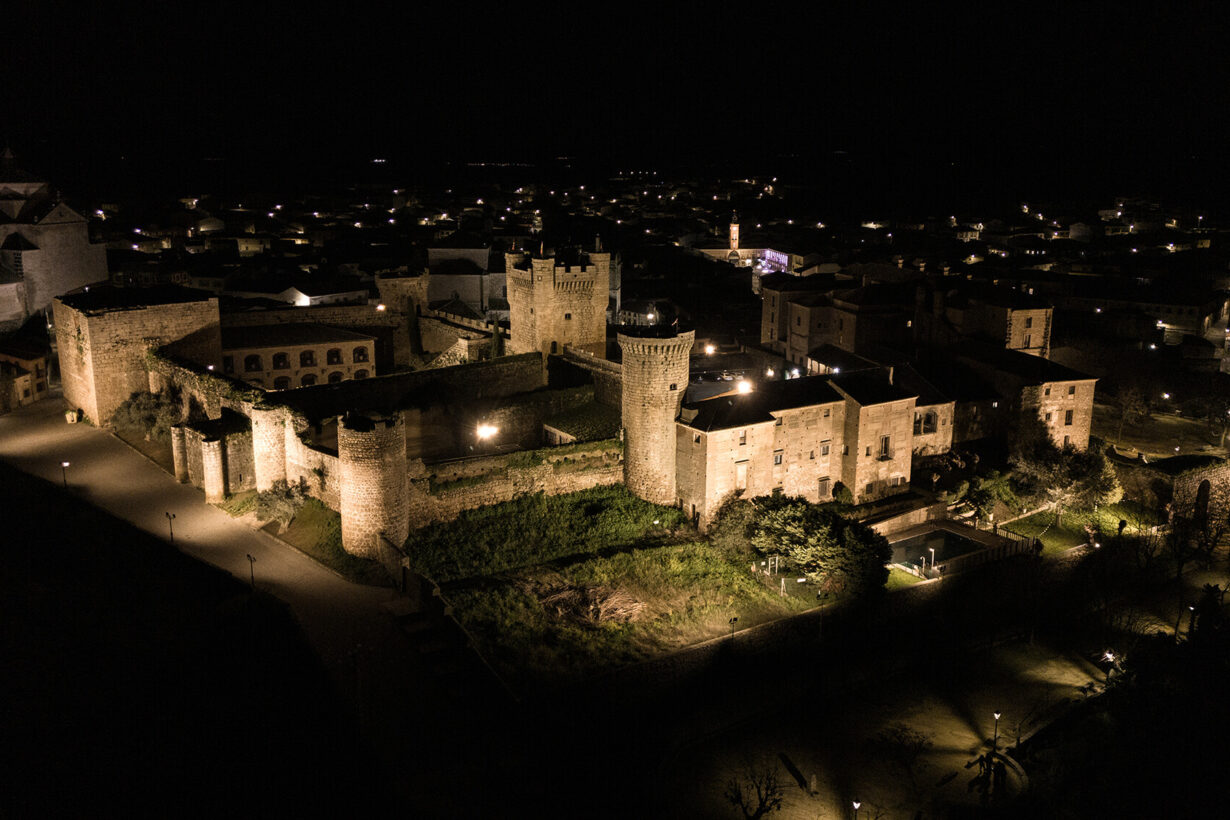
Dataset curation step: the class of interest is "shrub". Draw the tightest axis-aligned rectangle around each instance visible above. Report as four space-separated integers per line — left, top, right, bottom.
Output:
109 389 181 443
251 480 309 529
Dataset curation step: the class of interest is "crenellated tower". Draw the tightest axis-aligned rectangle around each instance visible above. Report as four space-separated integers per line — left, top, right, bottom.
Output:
618 330 695 505
506 250 610 359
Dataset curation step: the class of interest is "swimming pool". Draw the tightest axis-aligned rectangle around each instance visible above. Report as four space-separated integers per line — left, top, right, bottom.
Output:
891 527 986 569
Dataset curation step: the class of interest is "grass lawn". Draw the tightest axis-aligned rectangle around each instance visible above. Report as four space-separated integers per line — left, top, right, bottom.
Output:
407 486 689 583
886 567 923 589
278 500 391 587
1093 403 1225 458
217 489 257 517
1003 500 1159 557
448 541 811 688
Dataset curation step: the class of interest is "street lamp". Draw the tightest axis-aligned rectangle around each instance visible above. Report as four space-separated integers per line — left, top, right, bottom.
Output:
852 800 861 819
246 553 257 589
728 616 738 639
704 344 716 355
165 512 176 544
60 461 70 488
993 711 1002 751
929 547 936 570
1103 650 1116 682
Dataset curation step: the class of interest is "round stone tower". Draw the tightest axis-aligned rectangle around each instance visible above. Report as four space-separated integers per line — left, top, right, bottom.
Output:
249 404 288 492
618 329 695 505
338 411 409 559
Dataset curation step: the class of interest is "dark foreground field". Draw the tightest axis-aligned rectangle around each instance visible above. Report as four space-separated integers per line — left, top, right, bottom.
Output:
0 462 395 818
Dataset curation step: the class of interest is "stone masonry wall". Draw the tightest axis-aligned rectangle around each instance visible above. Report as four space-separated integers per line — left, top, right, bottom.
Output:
222 303 408 369
54 296 221 424
619 331 695 505
405 442 624 528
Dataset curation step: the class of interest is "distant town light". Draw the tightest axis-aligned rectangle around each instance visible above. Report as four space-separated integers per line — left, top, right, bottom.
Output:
476 424 498 440
646 313 655 321
376 304 386 311
766 368 774 377
736 380 752 393
1162 392 1171 399
704 344 716 355
833 366 841 374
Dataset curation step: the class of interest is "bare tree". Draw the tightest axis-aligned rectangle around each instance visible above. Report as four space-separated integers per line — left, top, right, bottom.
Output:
724 756 785 819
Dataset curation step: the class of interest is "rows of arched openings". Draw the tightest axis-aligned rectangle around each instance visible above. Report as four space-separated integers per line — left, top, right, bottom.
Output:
243 347 369 372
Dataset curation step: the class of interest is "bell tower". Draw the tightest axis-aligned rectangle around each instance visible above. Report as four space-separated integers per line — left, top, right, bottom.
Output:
729 211 740 251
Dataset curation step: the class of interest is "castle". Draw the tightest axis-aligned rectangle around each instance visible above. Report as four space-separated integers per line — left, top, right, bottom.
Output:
53 245 1098 562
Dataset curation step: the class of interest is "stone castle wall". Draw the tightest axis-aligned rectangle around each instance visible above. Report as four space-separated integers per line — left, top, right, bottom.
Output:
54 296 221 424
619 331 695 505
338 413 409 558
405 442 624 528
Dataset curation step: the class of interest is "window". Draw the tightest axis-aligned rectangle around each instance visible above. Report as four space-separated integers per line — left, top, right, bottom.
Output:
353 347 369 363
223 356 234 374
795 316 801 326
550 341 557 354
1024 334 1031 348
1064 435 1071 447
694 434 701 443
1045 411 1053 422
865 446 872 457
842 444 849 455
244 354 263 372
328 371 343 383
327 348 342 365
22 388 30 398
818 478 831 498
773 452 783 465
1044 386 1051 396
1065 409 1073 425
823 408 830 418
1025 316 1033 329
272 352 290 370
821 442 830 456
273 376 290 390
301 374 317 386
809 450 815 459
669 383 677 391
775 416 783 426
354 369 369 379
879 435 891 459
865 483 875 495
300 350 315 367
739 430 747 445
1068 385 1075 395
564 313 571 320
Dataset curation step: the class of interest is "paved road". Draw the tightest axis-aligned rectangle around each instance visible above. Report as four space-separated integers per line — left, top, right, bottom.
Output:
0 394 462 807
0 395 402 662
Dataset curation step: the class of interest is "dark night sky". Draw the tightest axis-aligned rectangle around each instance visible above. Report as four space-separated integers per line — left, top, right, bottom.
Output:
4 3 1228 208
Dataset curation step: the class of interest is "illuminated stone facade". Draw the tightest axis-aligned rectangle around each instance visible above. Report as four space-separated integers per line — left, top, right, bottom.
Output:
619 330 694 505
338 412 409 559
507 251 610 359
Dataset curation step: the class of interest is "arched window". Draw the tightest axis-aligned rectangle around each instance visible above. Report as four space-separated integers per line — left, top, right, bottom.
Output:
300 350 316 367
301 374 317 386
244 354 263 372
354 369 369 380
272 352 290 370
327 348 342 365
273 376 290 390
353 347 369 363
328 371 343 383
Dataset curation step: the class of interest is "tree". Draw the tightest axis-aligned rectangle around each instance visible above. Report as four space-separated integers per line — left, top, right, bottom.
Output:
724 756 784 820
1011 417 1122 528
749 496 890 598
965 471 1019 522
1113 385 1149 443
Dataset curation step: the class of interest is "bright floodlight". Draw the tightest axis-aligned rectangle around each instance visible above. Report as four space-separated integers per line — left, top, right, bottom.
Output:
736 380 752 394
704 344 716 355
61 461 70 468
476 424 498 440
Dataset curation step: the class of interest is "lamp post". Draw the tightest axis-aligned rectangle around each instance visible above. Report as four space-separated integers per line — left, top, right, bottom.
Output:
929 547 936 571
246 553 256 589
60 461 70 487
1102 650 1115 682
728 616 738 640
852 800 861 819
165 511 176 544
993 711 1002 752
